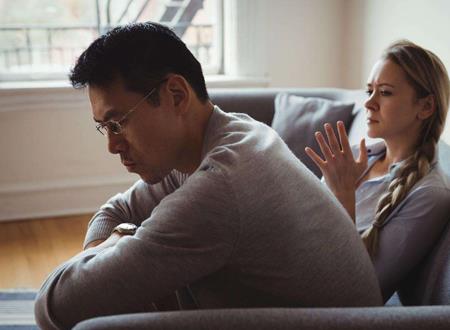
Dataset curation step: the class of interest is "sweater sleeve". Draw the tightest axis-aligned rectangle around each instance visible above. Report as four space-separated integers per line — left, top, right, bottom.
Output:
373 185 450 302
83 171 187 248
34 166 239 330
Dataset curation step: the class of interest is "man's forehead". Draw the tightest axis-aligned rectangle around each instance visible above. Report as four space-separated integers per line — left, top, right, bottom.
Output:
88 86 119 122
88 83 128 122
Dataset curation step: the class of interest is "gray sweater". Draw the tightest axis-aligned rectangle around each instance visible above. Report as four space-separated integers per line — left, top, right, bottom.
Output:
35 106 382 330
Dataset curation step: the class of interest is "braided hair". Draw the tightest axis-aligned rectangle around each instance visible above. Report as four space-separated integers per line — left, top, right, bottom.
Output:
361 40 450 258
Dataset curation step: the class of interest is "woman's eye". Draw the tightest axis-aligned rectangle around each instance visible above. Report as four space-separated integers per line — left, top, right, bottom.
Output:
365 90 373 96
380 90 392 96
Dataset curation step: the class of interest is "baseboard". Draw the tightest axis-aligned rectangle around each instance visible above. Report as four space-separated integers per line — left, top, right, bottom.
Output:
0 175 138 222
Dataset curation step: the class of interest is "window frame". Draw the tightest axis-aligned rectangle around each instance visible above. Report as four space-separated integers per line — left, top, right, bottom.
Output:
0 0 225 82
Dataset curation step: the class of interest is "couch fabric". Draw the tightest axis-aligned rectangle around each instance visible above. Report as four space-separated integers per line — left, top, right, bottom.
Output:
272 93 356 177
74 307 450 330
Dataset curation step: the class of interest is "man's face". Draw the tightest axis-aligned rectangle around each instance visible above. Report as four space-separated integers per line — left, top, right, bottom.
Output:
89 78 184 184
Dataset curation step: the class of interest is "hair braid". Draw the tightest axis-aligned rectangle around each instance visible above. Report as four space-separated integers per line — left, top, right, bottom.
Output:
361 140 435 257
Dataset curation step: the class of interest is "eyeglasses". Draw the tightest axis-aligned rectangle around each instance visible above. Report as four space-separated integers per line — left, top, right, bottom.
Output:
95 79 167 136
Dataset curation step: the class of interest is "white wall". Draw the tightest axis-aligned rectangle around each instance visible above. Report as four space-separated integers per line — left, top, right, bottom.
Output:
345 0 450 88
2 0 450 221
266 0 347 87
0 87 140 221
344 0 450 142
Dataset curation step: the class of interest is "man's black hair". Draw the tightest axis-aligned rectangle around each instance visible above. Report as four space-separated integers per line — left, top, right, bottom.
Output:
69 22 209 102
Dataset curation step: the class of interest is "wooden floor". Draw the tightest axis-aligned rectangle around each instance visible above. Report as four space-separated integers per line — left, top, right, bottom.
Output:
0 214 92 289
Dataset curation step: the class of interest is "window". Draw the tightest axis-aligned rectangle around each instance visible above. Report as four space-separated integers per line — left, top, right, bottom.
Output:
0 0 223 82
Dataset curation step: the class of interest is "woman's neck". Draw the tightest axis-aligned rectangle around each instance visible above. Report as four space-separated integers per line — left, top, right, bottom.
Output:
362 138 417 182
382 138 417 166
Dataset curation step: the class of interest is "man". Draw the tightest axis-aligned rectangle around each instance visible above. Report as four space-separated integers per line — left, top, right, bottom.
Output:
35 22 382 330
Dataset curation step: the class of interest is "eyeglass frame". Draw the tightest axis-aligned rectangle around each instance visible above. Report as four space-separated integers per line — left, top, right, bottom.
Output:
95 78 168 136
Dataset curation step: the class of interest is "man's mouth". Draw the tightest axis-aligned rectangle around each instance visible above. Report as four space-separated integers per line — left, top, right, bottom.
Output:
121 155 136 167
122 160 136 166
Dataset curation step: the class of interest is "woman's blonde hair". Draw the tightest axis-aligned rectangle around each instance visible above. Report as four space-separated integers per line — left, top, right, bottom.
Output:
361 40 450 258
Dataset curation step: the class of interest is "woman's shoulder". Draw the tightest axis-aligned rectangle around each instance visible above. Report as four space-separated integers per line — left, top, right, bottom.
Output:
380 165 450 227
419 163 450 187
405 164 450 203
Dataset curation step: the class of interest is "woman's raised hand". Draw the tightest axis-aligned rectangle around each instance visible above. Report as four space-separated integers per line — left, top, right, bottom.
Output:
305 121 368 220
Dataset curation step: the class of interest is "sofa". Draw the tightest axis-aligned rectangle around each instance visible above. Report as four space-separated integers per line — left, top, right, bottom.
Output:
74 88 450 330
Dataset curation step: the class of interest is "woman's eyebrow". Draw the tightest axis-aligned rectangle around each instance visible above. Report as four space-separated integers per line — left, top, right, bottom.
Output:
367 82 395 88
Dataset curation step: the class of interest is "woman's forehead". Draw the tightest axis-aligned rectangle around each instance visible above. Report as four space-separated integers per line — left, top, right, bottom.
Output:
367 59 406 86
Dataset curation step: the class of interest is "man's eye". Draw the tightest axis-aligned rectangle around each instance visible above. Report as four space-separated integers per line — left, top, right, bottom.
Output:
108 122 122 134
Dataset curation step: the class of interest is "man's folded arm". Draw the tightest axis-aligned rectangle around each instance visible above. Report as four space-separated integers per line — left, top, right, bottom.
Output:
35 168 238 330
84 171 187 249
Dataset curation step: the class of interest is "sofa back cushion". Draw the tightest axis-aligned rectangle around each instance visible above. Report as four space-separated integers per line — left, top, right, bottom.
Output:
209 88 367 128
398 222 450 305
209 89 278 125
397 141 450 305
271 93 355 177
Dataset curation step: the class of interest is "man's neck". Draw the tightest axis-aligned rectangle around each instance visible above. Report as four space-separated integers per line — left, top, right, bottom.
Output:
176 100 215 174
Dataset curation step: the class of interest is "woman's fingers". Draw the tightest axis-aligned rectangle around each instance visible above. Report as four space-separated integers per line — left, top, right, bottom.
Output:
324 123 341 155
358 138 368 166
337 121 352 155
315 131 334 161
305 147 326 170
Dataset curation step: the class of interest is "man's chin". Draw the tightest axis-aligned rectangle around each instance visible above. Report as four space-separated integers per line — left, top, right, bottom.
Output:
139 173 165 185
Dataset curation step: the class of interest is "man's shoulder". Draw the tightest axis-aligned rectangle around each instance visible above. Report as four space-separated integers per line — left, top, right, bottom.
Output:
203 106 285 162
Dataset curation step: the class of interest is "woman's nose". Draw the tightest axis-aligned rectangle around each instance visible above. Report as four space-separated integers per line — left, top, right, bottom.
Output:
364 93 378 112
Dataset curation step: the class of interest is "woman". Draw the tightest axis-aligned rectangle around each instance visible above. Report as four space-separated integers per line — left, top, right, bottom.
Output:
305 40 450 302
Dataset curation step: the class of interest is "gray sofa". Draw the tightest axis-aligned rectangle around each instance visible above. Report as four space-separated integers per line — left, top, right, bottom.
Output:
74 88 450 330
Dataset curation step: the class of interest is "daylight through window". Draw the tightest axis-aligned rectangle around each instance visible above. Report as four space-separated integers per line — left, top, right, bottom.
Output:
0 0 222 82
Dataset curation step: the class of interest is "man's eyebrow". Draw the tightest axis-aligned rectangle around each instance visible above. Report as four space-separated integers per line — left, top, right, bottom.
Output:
93 109 120 123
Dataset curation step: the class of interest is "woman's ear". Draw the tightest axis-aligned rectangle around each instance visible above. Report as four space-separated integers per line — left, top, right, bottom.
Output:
417 94 436 120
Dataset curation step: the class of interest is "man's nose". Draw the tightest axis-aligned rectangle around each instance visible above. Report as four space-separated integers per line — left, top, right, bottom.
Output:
107 133 127 154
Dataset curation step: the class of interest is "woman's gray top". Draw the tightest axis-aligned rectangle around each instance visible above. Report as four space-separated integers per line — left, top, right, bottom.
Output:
355 142 450 301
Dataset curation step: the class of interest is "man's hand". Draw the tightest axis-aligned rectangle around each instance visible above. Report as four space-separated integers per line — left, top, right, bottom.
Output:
305 121 368 221
84 233 125 250
85 239 105 250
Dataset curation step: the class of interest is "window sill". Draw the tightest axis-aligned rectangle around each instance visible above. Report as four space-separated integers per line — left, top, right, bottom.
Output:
0 76 270 113
0 75 269 91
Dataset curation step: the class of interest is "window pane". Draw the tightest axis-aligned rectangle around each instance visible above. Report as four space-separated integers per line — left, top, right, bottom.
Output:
0 0 222 81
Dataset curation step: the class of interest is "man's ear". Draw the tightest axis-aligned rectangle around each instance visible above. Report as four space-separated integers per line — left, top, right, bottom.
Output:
417 94 436 120
166 74 190 112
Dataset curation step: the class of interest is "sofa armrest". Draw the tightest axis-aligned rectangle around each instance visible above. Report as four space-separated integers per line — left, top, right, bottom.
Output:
73 306 450 330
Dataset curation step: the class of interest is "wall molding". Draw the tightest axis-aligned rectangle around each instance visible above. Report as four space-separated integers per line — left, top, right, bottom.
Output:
0 75 270 114
0 84 89 114
0 175 137 222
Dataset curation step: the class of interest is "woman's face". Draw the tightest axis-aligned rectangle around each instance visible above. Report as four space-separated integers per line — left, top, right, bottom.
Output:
364 59 425 143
